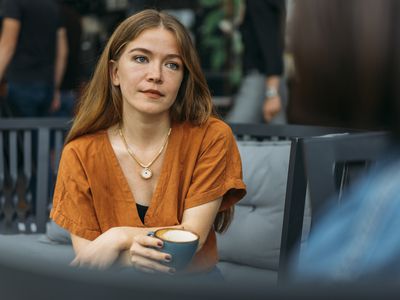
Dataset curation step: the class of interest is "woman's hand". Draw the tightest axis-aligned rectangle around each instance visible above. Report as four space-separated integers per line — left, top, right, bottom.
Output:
71 227 127 269
129 234 175 274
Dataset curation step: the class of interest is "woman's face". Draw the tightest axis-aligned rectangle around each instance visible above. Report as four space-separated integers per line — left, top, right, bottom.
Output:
110 26 184 118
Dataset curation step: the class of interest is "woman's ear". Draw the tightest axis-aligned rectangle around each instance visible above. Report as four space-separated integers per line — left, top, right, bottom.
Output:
109 60 120 86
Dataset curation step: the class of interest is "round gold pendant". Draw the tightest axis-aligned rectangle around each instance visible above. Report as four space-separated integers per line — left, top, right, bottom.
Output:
141 168 152 179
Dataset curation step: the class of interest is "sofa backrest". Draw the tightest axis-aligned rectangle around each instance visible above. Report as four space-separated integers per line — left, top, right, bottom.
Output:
217 124 354 283
217 139 312 283
217 140 291 269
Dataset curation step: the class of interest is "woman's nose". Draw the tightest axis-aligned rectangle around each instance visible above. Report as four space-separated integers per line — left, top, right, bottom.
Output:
146 63 163 83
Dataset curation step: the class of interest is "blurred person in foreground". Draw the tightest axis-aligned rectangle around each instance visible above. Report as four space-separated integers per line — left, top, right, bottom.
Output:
0 0 68 117
50 9 246 276
289 0 400 281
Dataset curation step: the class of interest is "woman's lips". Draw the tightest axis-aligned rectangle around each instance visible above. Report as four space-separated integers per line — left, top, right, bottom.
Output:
142 89 163 99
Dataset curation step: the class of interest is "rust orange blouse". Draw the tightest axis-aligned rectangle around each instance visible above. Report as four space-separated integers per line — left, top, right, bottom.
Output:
50 117 246 272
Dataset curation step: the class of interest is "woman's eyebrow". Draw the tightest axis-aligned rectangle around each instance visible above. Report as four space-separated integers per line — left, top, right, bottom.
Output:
127 47 151 54
128 47 182 60
165 54 182 60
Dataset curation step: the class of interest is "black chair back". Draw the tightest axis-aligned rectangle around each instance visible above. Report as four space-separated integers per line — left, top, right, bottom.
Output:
301 131 392 227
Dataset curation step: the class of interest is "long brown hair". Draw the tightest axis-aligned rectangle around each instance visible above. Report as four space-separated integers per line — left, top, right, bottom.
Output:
65 9 231 233
288 0 400 133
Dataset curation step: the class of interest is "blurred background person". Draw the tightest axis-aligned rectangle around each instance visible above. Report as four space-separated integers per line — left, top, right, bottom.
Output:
0 0 68 117
51 0 82 118
225 0 286 124
289 0 400 281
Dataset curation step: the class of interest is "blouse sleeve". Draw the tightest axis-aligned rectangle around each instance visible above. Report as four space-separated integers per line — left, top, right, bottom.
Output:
50 144 101 240
184 123 246 211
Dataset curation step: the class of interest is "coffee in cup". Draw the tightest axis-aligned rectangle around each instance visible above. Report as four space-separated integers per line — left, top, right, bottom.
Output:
149 228 199 271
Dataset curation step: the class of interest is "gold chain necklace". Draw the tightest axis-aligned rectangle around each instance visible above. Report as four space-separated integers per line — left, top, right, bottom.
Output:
119 125 171 180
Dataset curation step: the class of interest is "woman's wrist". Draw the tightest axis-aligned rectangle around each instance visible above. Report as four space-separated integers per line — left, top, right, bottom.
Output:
109 227 132 251
111 226 150 250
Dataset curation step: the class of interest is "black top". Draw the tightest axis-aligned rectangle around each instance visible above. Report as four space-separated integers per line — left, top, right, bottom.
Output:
60 4 82 91
241 0 285 76
2 0 63 83
136 203 149 224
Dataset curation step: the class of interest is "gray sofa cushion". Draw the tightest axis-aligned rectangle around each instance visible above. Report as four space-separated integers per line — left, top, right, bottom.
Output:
218 261 277 284
46 220 72 244
0 234 75 265
217 140 291 273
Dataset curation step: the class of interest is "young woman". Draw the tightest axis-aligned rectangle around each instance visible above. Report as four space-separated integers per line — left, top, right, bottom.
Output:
50 9 246 275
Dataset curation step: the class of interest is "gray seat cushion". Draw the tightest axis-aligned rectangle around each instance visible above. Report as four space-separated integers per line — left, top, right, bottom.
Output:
217 140 291 281
46 220 72 244
0 234 75 265
218 261 277 284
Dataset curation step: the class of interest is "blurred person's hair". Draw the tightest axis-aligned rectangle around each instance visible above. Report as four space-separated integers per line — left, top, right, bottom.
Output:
288 0 400 134
65 9 231 232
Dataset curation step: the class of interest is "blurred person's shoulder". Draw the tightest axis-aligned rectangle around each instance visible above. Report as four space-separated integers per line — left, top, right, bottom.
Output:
2 0 22 18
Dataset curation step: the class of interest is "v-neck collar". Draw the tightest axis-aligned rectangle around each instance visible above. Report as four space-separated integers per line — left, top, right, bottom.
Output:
103 124 176 226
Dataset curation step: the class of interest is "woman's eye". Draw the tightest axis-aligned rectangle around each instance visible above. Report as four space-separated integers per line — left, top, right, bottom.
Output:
134 56 148 63
166 62 180 70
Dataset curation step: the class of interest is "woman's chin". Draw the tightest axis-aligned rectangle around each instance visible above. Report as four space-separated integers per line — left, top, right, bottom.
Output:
136 107 170 117
136 103 174 116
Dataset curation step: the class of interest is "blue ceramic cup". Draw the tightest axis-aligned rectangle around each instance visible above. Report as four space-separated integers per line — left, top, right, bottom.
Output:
149 228 199 271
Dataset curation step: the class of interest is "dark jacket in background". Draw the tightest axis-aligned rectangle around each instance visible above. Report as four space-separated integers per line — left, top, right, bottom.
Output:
241 0 285 76
2 0 63 83
60 3 82 91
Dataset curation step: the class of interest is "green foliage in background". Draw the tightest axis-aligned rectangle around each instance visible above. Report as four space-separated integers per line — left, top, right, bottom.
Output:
199 0 226 71
199 0 222 7
199 0 243 87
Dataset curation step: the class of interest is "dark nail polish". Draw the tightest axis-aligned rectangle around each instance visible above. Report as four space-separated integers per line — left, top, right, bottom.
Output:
165 255 171 262
157 241 163 248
